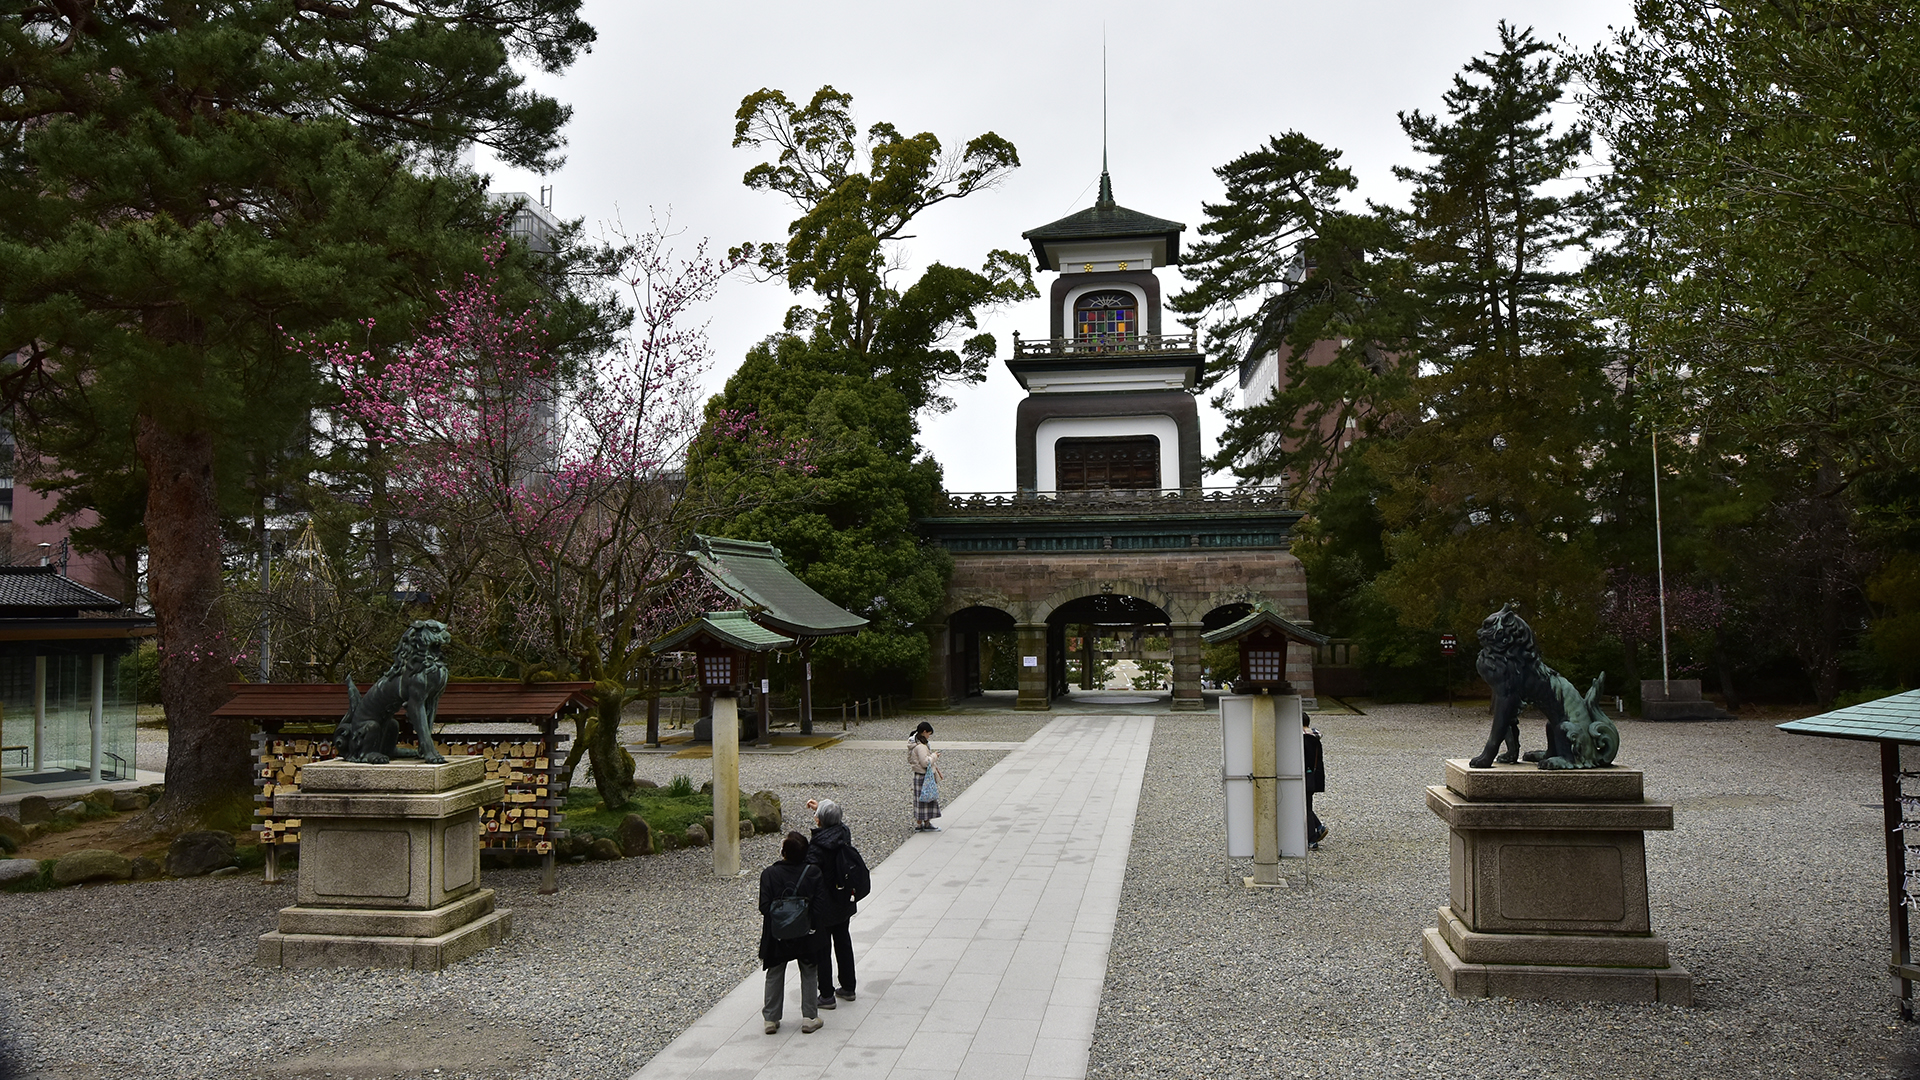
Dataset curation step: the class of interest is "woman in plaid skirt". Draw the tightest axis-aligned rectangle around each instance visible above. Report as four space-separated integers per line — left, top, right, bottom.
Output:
908 721 943 831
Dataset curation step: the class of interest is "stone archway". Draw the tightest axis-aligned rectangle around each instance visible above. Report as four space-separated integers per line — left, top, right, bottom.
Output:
915 548 1314 711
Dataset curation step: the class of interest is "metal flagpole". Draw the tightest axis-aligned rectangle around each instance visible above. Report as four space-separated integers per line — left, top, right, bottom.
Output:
1652 424 1671 694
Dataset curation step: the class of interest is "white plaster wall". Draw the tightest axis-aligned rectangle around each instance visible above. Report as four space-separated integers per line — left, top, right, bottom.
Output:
1034 414 1182 493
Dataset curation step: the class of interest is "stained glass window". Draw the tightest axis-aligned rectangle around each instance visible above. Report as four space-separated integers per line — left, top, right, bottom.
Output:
1074 291 1137 345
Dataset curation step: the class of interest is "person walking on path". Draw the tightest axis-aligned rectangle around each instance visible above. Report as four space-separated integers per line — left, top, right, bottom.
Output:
757 831 825 1035
1304 715 1328 849
804 798 869 1012
908 721 943 831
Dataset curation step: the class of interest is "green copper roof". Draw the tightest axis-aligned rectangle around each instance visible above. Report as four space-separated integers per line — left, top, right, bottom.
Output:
1200 608 1329 648
1778 690 1920 744
1022 173 1186 271
648 610 796 655
690 535 868 638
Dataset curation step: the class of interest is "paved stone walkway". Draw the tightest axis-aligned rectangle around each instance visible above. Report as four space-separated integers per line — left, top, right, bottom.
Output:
632 714 1156 1080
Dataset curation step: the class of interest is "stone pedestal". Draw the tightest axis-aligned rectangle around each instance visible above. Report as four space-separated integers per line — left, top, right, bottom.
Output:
1422 759 1692 1005
258 757 511 971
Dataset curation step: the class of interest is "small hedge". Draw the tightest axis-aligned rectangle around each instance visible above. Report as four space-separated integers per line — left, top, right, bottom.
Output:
562 777 746 852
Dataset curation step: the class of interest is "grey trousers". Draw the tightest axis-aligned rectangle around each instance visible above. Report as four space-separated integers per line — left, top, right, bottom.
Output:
762 958 819 1022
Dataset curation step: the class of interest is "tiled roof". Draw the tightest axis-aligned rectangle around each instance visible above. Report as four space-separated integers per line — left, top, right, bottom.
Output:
691 535 867 638
215 681 597 721
0 566 126 611
648 610 796 655
1201 608 1329 648
1022 174 1186 270
1779 690 1920 744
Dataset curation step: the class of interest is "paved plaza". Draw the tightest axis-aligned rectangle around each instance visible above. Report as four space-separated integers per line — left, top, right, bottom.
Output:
634 714 1154 1080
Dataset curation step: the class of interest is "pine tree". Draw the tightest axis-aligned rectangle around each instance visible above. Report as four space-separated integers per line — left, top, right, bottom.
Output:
1368 22 1615 658
0 2 593 831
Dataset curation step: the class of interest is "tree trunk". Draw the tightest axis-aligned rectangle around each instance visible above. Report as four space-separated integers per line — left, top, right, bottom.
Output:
135 414 248 834
587 693 635 811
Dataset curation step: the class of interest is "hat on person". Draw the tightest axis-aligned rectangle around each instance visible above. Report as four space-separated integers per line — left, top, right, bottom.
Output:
815 799 843 826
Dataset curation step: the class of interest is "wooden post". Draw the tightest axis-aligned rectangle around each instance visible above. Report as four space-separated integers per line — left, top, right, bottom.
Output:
645 691 660 749
1885 741 1913 1019
1251 693 1280 886
799 641 813 736
263 844 280 885
755 654 771 747
712 691 741 877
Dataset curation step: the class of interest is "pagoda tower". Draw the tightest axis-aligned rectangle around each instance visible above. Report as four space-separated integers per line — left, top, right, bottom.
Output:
1010 171 1201 494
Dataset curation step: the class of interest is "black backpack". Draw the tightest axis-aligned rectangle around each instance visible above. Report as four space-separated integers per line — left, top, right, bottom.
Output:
767 864 817 940
837 842 872 902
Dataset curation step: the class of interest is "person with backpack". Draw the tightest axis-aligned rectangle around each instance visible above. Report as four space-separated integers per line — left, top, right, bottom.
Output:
804 798 870 1012
757 831 825 1035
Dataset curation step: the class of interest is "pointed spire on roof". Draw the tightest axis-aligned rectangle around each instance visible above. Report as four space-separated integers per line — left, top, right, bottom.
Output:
1097 168 1114 208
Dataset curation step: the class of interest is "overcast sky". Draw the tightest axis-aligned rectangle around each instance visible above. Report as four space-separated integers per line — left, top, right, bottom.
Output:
480 0 1637 492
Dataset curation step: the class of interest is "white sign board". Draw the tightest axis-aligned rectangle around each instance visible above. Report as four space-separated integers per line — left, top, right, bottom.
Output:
1022 656 1038 667
1221 694 1310 861
1221 696 1254 857
1274 694 1309 859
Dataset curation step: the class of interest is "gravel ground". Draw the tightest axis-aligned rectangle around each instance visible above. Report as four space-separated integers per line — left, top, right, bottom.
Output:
1087 703 1920 1080
0 716 1018 1080
12 704 1919 1079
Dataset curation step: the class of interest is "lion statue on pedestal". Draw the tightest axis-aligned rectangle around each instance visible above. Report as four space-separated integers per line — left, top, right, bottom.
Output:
1468 603 1619 771
333 620 452 765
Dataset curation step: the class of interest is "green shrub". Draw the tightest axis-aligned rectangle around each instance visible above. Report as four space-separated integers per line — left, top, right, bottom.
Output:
562 784 742 852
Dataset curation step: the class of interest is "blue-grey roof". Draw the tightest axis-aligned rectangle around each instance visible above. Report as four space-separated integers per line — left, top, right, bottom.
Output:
1778 690 1920 744
0 566 125 612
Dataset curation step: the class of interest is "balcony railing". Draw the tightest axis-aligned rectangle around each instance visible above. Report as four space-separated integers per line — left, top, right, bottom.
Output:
1011 331 1199 359
930 487 1290 517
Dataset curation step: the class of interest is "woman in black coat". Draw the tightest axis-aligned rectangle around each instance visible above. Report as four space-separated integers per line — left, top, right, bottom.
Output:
805 799 865 1010
758 831 825 1034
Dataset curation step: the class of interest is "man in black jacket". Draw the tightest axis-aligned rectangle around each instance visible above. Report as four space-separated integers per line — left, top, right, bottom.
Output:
1304 716 1329 849
805 798 868 1011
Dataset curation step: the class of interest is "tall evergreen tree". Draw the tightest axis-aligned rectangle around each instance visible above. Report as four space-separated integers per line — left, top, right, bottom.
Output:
1367 22 1613 657
690 87 1034 690
0 2 593 831
1170 133 1407 493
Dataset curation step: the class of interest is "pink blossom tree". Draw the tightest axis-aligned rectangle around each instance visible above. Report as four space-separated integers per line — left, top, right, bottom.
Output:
313 225 811 809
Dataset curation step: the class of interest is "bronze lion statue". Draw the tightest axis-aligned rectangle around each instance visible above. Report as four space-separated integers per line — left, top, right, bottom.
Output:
1469 603 1619 771
333 620 453 764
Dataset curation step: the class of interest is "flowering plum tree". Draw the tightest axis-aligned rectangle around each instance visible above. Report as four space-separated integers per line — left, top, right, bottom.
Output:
315 226 810 810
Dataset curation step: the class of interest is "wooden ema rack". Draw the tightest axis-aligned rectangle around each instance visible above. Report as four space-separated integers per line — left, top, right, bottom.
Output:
220 682 595 855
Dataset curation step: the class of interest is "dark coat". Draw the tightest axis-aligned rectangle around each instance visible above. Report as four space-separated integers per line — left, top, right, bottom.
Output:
806 822 858 925
758 857 824 967
1304 728 1326 795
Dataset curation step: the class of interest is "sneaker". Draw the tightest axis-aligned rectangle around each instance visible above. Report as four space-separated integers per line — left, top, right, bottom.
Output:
816 996 836 1010
801 1017 823 1034
835 989 856 1002
764 1020 779 1035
